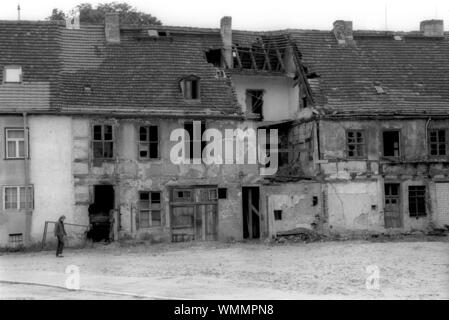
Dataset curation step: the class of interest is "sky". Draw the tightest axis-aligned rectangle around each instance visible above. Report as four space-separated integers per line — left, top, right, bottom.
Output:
1 0 448 31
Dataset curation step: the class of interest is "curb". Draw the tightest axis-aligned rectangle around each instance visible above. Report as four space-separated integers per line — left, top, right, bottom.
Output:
0 279 180 300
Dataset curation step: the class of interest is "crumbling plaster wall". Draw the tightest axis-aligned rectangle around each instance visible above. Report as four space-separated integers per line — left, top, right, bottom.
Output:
262 182 322 237
71 117 262 242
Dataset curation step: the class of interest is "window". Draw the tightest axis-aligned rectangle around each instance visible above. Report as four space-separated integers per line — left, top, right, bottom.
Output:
274 210 282 220
184 121 206 160
173 189 193 202
218 188 227 199
347 130 366 158
138 191 161 228
139 126 159 159
429 129 447 156
408 186 426 217
92 125 114 159
5 128 27 159
3 186 33 210
246 90 264 117
180 76 200 100
3 66 22 83
383 130 400 157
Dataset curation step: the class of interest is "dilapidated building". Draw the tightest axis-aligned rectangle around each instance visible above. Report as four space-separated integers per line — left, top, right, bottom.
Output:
1 15 448 247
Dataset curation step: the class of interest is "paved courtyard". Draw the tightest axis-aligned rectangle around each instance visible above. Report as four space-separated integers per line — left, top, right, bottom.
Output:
1 239 448 299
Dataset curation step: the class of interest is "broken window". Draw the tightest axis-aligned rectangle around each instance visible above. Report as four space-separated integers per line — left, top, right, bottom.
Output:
205 49 222 68
429 129 447 156
383 130 400 157
218 188 227 199
184 121 206 161
347 130 366 158
246 90 264 117
408 186 426 217
139 125 159 159
3 186 33 210
92 124 114 159
3 66 22 83
138 191 162 228
5 128 27 159
180 76 200 100
274 210 282 220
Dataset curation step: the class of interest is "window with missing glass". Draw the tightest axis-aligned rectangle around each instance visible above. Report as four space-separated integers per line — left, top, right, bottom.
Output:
5 128 28 159
92 124 114 159
139 125 159 159
346 130 366 158
408 186 426 217
429 129 447 156
246 89 264 117
138 191 162 228
3 186 33 210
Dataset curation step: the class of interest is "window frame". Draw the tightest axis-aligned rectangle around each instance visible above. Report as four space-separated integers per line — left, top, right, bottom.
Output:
3 185 34 210
92 124 114 159
382 129 401 158
138 125 160 160
428 128 447 157
180 75 201 100
245 89 264 118
408 185 427 218
5 128 29 159
3 66 22 83
138 191 162 229
346 129 367 159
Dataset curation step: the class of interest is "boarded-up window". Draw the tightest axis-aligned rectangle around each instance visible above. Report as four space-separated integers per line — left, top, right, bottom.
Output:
92 125 114 159
347 130 366 158
408 186 426 217
429 129 447 156
139 126 159 159
3 186 33 210
383 130 400 157
5 128 27 159
138 191 162 228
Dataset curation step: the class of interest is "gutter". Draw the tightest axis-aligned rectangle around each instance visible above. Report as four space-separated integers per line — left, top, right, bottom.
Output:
22 112 32 245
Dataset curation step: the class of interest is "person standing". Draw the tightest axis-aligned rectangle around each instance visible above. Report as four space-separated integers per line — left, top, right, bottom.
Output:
54 215 67 257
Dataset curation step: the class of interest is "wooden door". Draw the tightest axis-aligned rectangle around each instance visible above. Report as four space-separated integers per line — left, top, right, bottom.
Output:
384 183 402 228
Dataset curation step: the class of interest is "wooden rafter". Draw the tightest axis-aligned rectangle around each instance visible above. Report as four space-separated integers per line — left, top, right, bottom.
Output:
248 48 258 70
233 45 243 68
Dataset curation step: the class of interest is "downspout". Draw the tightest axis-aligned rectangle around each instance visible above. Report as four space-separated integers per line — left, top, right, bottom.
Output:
425 117 431 159
23 112 31 245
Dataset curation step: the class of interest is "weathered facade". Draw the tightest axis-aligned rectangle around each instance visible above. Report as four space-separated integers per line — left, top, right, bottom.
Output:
1 16 449 247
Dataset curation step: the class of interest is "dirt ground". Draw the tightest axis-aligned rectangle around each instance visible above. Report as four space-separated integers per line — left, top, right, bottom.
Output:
0 239 448 299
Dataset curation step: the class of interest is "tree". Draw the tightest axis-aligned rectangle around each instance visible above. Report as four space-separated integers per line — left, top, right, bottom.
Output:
47 2 162 25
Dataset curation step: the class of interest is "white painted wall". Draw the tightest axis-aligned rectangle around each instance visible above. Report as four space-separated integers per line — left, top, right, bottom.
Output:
29 116 75 243
231 75 299 121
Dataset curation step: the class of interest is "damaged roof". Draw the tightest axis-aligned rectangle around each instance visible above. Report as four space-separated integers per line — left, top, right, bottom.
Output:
0 21 240 117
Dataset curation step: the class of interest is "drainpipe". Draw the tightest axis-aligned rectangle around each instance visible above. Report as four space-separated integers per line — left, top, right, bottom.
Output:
23 112 31 245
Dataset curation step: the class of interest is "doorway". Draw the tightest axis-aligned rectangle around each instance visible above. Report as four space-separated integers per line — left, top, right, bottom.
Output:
88 185 115 242
242 187 260 239
384 183 402 228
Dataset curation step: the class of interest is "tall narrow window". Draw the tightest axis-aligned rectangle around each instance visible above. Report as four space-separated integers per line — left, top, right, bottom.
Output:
383 130 400 157
184 121 206 160
347 130 366 158
180 76 200 100
5 128 27 159
429 129 447 156
139 126 159 159
3 66 22 83
3 186 33 210
246 90 264 117
408 186 426 217
92 125 114 159
138 191 162 228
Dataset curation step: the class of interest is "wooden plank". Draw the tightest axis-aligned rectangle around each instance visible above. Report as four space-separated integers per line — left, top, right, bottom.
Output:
249 48 258 70
247 189 253 239
233 46 243 68
274 47 286 72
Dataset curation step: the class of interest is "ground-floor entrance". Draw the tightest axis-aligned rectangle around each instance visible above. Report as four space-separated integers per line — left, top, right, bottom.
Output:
88 184 115 242
170 186 218 242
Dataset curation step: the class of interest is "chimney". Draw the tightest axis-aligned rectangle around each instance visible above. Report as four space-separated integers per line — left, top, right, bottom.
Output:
105 12 120 43
333 20 353 45
420 19 444 37
220 16 233 68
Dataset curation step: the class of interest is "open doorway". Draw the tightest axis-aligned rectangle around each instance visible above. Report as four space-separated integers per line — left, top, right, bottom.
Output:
88 185 114 242
242 187 260 239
